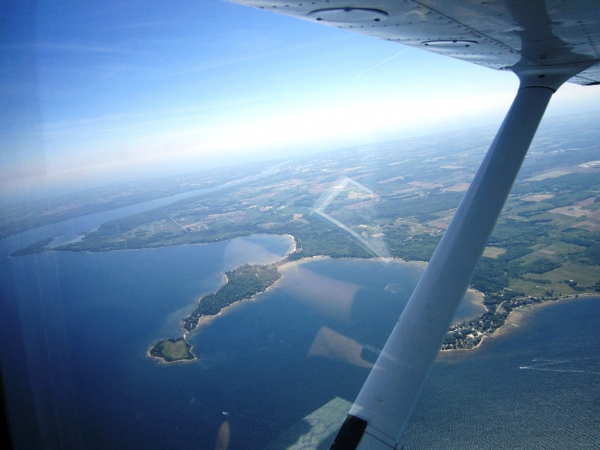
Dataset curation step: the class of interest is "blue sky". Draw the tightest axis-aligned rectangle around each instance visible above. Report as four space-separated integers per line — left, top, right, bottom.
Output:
2 0 600 195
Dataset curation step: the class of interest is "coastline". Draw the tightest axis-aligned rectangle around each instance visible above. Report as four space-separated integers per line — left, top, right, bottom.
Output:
148 336 196 364
190 255 354 331
148 236 295 364
492 293 598 338
153 252 433 364
49 232 297 255
443 293 599 352
191 255 429 333
452 288 487 326
278 254 427 270
191 274 285 330
188 242 298 330
143 233 597 360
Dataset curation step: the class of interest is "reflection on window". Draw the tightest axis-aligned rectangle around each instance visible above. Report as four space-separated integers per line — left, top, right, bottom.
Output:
312 177 391 263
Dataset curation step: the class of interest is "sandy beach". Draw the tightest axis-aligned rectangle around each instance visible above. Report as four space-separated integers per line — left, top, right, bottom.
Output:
491 293 598 340
190 254 427 332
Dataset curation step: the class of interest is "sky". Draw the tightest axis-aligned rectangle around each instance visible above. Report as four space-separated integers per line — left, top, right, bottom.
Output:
2 0 600 197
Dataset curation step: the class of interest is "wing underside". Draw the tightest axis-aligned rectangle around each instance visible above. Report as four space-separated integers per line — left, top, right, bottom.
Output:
230 0 600 85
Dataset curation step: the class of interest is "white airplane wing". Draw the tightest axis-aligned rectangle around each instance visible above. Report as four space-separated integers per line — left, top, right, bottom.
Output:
229 1 600 449
230 0 600 85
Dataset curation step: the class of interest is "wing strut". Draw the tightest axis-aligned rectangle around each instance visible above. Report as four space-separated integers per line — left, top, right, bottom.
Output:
331 69 581 450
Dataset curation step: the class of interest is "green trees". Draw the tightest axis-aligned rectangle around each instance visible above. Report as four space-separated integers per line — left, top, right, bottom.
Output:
149 338 194 362
182 264 281 331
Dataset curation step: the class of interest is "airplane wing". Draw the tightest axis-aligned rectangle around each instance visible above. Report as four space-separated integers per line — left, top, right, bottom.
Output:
229 1 600 449
229 0 600 86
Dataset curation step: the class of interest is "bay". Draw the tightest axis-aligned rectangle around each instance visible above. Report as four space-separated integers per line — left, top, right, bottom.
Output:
1 209 598 449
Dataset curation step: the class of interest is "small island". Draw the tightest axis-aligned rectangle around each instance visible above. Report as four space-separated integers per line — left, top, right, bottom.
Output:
149 337 195 362
182 263 282 332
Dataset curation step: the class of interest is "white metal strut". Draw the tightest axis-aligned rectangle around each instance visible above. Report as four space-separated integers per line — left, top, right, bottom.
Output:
330 67 583 449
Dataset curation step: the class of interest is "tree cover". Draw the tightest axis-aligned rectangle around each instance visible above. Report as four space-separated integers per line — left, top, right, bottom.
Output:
16 178 600 353
10 237 54 257
444 226 600 350
149 337 195 362
182 263 281 332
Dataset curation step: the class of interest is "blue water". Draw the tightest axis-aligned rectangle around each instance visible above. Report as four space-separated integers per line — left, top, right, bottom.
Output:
403 297 600 449
1 246 422 448
1 200 599 449
0 230 297 449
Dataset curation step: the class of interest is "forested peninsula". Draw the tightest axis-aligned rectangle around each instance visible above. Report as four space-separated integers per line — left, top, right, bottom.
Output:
150 262 282 363
182 263 281 332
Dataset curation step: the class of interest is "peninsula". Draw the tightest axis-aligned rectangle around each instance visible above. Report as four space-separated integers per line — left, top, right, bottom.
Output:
10 237 54 257
182 263 282 332
150 262 282 363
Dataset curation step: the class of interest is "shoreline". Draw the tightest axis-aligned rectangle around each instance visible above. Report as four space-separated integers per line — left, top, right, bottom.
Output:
187 241 298 330
442 292 599 352
452 288 487 326
40 232 297 256
151 237 297 364
493 293 598 337
278 254 426 270
187 255 432 335
142 236 597 360
148 336 197 364
151 252 433 364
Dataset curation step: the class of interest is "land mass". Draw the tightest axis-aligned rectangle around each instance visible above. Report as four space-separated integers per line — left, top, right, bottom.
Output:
0 162 271 239
151 262 283 363
9 113 600 354
10 237 54 257
182 263 282 332
149 337 195 362
441 292 598 351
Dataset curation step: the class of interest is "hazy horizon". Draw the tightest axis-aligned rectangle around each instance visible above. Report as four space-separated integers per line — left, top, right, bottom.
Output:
4 0 600 203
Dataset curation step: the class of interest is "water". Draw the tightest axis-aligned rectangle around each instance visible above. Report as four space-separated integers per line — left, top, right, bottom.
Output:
1 201 599 448
1 242 425 449
403 297 600 449
0 231 297 449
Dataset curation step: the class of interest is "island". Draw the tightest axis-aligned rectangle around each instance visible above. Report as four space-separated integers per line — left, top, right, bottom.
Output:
149 337 195 362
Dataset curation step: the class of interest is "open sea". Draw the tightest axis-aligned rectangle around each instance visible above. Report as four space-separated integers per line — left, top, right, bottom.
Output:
1 197 598 449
